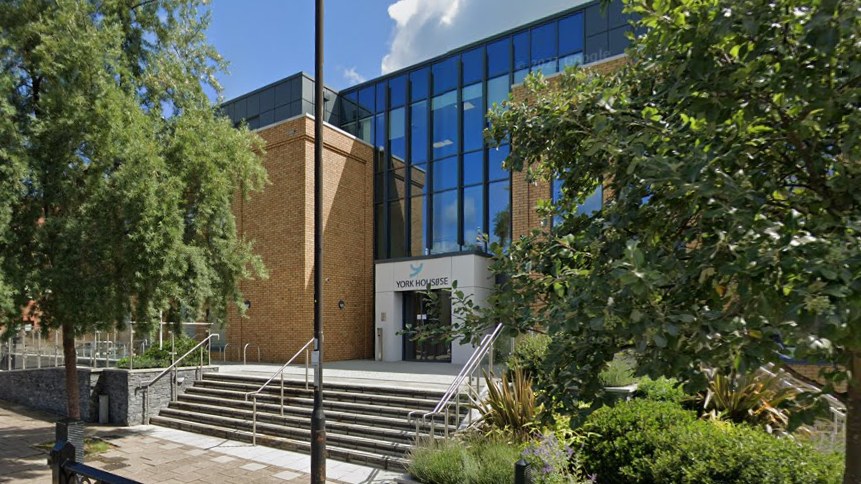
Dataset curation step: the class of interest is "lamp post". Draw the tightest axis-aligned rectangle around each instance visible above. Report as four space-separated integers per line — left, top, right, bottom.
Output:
311 0 327 482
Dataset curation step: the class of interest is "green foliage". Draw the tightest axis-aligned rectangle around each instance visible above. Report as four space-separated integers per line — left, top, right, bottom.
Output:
598 353 638 387
580 399 842 484
477 367 540 441
116 356 165 369
407 437 521 484
506 334 550 384
633 377 688 404
115 335 208 369
698 370 803 433
522 433 592 484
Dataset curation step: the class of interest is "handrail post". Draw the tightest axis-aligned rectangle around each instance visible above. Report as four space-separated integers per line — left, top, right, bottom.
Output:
281 370 285 416
444 407 450 438
252 395 257 445
305 349 310 390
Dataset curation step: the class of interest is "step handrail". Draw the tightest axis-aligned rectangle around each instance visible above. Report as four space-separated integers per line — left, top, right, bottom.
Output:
137 333 219 424
244 337 315 445
408 323 504 439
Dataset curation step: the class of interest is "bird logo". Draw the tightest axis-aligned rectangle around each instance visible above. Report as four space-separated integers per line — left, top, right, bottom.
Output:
409 263 424 278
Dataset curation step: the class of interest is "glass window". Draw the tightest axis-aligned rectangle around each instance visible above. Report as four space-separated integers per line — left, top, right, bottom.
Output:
375 113 385 150
431 90 458 159
487 75 510 110
389 198 407 258
375 203 385 259
432 189 458 254
531 22 557 66
534 60 558 77
389 107 406 161
411 67 429 101
462 47 483 85
409 195 428 256
432 156 458 192
432 56 458 95
553 180 603 226
340 95 358 123
376 82 386 112
358 86 374 118
389 75 407 109
558 13 584 55
488 144 510 181
513 31 529 72
487 37 510 77
560 53 584 71
462 83 484 152
343 121 357 137
410 163 429 196
463 150 483 186
488 181 511 249
388 168 406 199
514 69 529 84
462 185 484 251
410 101 428 164
374 173 383 203
358 116 373 144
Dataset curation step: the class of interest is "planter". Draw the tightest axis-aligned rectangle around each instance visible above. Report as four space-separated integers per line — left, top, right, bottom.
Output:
604 384 638 404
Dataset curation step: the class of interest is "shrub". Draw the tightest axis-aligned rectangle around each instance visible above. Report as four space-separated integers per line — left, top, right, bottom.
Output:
522 433 593 484
597 352 638 388
477 367 539 441
698 370 802 433
116 355 167 369
633 377 688 404
117 335 209 369
580 399 842 484
506 334 550 383
469 439 521 484
407 439 471 484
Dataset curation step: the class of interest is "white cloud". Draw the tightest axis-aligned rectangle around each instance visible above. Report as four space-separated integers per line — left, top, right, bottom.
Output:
381 0 587 74
342 66 367 86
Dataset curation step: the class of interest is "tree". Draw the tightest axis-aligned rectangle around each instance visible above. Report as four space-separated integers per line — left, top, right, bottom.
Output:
0 0 267 420
448 0 861 481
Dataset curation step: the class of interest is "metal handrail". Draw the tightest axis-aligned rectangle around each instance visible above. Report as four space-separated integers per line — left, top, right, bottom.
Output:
243 342 261 364
409 323 504 440
244 338 315 445
137 334 219 424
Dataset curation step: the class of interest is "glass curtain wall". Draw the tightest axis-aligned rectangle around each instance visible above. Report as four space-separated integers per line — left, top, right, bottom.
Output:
345 10 586 260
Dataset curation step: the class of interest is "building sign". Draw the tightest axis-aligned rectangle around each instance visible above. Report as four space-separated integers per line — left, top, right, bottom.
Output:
392 259 451 292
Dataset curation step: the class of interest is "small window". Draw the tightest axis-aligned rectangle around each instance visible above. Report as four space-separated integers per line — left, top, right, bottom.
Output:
411 67 429 101
487 37 510 77
432 56 458 95
462 47 484 85
559 13 584 55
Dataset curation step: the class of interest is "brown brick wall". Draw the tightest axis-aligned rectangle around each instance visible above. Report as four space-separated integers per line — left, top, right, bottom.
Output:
227 115 375 363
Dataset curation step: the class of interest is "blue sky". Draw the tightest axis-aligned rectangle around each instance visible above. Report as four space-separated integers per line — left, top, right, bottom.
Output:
206 0 584 102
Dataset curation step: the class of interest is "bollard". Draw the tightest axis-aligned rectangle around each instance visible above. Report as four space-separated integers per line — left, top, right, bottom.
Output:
515 458 532 484
55 419 85 464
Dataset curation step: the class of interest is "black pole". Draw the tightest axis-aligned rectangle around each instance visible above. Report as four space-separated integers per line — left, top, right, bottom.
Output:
311 0 327 482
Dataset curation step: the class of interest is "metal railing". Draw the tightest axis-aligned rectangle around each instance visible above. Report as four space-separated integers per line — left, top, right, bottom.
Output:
243 342 261 364
50 441 142 484
244 338 315 445
137 334 219 424
409 323 504 440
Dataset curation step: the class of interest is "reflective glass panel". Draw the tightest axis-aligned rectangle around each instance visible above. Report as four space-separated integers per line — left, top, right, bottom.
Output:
432 189 459 253
376 82 386 112
487 37 510 77
358 87 374 118
410 163 429 196
343 122 357 137
389 75 407 108
432 56 458 95
431 91 458 159
389 198 407 258
488 181 511 249
560 53 584 71
409 195 428 256
513 31 529 72
462 185 484 251
558 13 584 55
432 156 458 192
534 60 558 77
388 167 406 200
487 75 510 110
577 185 603 215
375 113 385 149
531 22 557 66
411 67 429 101
514 69 529 84
462 47 483 85
488 144 510 181
462 83 484 152
389 107 406 161
463 150 483 186
358 116 373 144
410 101 428 164
374 173 383 203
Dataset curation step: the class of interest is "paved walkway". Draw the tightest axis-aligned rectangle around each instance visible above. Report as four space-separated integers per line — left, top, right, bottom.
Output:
0 400 405 484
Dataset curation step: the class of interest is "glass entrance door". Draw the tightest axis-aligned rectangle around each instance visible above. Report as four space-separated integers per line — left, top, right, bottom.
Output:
403 290 452 362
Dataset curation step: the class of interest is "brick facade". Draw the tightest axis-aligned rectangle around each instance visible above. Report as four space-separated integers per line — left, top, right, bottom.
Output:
227 115 375 363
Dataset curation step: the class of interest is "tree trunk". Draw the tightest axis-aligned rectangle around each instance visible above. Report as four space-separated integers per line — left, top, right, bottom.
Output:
845 351 861 484
62 320 81 420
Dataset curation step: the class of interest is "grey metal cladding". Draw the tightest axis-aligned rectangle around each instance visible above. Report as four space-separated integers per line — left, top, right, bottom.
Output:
274 104 291 122
608 0 628 30
246 93 260 117
259 88 275 113
259 109 274 127
608 26 631 57
584 32 610 64
288 100 302 118
290 77 302 100
584 4 609 37
275 81 292 107
302 76 314 103
234 98 247 120
302 99 314 116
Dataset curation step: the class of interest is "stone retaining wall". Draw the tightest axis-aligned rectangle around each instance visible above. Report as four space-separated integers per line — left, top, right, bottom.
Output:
0 365 218 425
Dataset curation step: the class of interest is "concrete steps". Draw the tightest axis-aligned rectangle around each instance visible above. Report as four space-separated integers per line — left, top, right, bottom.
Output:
150 372 466 470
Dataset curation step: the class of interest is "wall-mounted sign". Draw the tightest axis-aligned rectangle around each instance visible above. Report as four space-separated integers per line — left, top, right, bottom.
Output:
391 258 451 292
